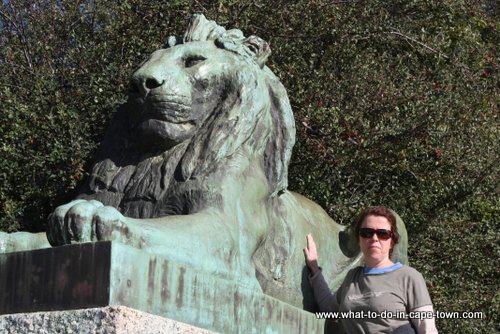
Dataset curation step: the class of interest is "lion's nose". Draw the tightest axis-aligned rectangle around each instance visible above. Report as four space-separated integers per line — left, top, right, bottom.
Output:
130 76 165 98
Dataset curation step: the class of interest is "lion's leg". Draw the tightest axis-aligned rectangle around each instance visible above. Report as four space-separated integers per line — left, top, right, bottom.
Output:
119 214 261 290
45 195 264 290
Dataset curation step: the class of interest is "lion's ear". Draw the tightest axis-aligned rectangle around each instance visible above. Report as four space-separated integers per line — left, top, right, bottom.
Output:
243 36 271 68
165 35 183 48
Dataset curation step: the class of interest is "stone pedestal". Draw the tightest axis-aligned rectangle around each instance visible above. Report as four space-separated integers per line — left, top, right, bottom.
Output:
0 242 326 333
0 306 216 334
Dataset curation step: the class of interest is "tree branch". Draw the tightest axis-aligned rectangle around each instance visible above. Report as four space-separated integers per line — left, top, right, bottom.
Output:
386 30 449 59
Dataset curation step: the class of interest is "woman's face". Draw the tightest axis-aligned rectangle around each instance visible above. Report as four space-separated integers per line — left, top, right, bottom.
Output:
359 215 393 267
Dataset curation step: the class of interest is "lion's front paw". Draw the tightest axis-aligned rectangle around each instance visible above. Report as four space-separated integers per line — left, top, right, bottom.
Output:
48 199 99 245
47 200 134 246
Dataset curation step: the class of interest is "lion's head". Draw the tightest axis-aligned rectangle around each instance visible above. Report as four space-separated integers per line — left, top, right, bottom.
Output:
78 15 296 218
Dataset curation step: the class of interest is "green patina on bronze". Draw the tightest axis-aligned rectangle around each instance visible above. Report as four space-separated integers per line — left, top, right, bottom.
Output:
0 242 329 333
0 15 408 310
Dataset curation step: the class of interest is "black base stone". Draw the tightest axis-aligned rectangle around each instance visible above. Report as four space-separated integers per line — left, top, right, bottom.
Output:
0 242 111 314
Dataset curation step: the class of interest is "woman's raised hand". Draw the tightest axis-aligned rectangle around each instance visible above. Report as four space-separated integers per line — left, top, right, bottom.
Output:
303 233 320 274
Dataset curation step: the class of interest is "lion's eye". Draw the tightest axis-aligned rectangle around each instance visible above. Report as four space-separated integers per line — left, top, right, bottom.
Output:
184 56 206 68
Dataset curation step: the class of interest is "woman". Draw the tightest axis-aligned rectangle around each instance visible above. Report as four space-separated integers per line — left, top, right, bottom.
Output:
304 206 438 333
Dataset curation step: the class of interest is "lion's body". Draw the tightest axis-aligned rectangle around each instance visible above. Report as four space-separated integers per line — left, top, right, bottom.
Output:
1 15 407 309
63 21 362 307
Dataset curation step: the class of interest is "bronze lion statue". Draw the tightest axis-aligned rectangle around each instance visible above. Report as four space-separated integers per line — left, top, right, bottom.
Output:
1 15 407 309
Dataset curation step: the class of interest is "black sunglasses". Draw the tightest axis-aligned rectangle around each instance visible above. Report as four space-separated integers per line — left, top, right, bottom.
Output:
359 228 392 240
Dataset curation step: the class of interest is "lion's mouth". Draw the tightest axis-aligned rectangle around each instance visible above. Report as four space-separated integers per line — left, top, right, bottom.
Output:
143 96 193 124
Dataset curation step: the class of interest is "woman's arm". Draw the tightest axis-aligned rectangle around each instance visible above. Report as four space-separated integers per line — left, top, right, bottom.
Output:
309 268 338 311
409 305 438 334
304 233 338 311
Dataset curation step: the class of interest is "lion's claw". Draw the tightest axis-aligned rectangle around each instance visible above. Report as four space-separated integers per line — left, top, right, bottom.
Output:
93 206 126 241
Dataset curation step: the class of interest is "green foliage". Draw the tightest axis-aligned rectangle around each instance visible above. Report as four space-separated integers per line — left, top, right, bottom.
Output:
260 1 499 227
413 197 499 332
0 0 497 332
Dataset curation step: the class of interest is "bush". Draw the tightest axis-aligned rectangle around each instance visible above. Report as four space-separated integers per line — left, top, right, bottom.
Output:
412 197 499 332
